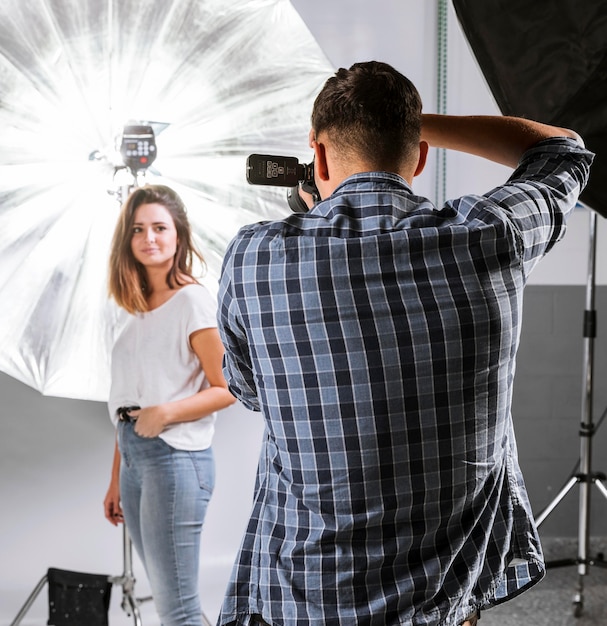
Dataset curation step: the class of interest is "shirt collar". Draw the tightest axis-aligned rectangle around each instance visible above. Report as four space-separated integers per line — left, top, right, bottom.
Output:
332 170 413 195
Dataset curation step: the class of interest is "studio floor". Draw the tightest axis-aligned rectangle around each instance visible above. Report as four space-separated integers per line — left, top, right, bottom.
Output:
476 538 607 626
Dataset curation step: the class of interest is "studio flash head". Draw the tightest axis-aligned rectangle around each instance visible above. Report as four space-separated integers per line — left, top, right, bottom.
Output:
120 124 157 174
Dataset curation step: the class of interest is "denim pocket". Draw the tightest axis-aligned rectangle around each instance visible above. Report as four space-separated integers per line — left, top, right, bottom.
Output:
188 448 215 494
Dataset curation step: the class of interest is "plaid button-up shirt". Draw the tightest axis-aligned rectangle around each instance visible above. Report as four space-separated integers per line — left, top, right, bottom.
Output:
217 138 592 626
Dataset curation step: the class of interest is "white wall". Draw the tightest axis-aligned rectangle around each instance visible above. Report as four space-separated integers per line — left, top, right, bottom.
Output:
291 0 607 287
1 1 605 624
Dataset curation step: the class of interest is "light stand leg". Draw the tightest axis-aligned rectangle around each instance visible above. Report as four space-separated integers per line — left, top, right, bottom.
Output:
107 176 149 625
107 525 152 626
121 525 144 626
9 575 48 626
532 207 607 617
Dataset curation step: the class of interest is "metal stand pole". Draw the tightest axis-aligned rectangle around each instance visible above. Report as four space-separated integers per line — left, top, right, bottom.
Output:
107 169 213 626
107 525 153 626
533 206 607 617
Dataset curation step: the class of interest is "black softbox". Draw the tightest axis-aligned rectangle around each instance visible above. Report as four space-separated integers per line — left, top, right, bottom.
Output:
452 0 607 217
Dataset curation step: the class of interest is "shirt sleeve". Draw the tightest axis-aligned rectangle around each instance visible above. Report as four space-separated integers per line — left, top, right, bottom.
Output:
184 284 219 340
481 137 593 278
217 236 261 412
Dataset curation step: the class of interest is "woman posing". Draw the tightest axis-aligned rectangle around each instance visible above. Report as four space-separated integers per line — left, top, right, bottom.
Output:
103 184 235 625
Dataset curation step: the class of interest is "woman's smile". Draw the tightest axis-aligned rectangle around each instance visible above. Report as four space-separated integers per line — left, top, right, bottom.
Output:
131 203 178 269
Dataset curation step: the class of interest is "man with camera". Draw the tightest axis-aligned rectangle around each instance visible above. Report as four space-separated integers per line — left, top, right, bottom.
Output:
216 61 592 625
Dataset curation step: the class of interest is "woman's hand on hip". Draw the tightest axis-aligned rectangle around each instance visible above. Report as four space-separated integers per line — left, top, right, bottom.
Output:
133 405 169 438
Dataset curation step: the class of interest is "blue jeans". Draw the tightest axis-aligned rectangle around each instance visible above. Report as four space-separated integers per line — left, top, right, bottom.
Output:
118 421 215 626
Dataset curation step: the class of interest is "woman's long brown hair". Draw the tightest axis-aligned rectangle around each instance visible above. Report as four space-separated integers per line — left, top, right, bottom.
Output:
108 185 205 314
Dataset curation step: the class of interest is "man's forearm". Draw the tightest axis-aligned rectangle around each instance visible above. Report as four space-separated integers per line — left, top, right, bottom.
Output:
421 114 583 168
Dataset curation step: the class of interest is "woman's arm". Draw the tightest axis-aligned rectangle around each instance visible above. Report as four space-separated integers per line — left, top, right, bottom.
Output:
133 327 236 438
103 438 124 525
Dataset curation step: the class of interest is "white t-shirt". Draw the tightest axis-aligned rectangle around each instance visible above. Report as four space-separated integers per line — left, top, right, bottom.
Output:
108 283 218 451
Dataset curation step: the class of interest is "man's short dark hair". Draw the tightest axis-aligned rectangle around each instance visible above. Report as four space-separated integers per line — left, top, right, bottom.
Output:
311 61 423 170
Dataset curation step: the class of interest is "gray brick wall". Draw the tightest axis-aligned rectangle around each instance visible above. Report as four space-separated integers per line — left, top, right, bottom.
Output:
513 286 607 537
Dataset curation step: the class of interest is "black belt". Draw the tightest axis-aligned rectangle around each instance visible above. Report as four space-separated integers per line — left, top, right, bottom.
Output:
117 405 140 422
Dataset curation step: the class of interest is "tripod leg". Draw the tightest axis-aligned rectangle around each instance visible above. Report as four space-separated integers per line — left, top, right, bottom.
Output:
9 575 47 626
534 475 578 528
593 476 607 501
125 592 143 626
587 478 607 570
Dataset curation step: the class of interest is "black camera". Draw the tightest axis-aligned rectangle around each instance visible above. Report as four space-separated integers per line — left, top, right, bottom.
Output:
246 153 319 212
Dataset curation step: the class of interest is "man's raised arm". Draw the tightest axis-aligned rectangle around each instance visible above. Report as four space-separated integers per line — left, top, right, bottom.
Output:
421 114 583 168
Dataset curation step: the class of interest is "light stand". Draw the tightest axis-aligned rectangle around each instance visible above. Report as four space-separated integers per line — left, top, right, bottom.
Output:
108 135 157 626
110 128 213 626
533 204 607 618
10 123 214 626
9 131 156 626
107 525 153 626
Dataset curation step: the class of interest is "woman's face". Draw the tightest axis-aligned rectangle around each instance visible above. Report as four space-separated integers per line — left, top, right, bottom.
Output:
130 202 178 272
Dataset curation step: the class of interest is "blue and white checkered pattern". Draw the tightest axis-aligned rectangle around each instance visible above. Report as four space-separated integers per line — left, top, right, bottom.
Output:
217 138 593 626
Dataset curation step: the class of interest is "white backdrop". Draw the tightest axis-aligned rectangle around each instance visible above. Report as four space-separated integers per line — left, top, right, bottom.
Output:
1 1 605 625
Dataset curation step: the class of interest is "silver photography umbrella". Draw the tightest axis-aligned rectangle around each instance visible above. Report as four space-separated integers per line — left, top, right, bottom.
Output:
0 0 333 401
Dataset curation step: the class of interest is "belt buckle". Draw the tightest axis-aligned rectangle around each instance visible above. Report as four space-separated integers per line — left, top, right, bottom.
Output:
117 405 140 422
